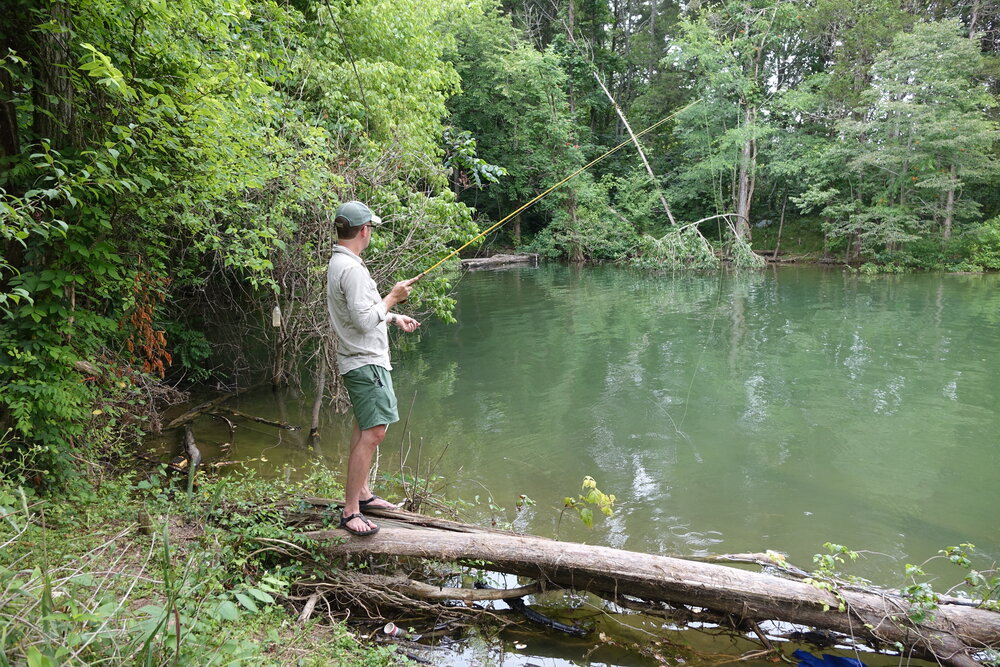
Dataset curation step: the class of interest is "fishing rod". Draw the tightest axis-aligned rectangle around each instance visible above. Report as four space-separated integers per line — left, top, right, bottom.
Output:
417 99 701 278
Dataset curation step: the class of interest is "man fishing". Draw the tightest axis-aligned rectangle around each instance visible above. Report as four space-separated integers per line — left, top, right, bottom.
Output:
327 200 420 536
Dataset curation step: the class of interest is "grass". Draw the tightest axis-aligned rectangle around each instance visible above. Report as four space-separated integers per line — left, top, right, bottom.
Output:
0 465 412 666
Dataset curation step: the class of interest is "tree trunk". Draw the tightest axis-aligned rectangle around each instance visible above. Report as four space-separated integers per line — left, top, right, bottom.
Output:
733 104 757 240
308 515 1000 667
33 1 76 147
567 190 584 263
590 70 677 225
309 359 327 437
647 0 657 81
943 163 957 240
735 150 754 238
774 194 787 257
0 66 19 159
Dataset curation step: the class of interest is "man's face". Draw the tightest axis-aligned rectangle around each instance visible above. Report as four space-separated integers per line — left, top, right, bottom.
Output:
360 223 374 251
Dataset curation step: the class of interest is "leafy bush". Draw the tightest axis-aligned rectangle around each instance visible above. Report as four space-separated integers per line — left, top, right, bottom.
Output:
1 0 481 487
968 216 1000 270
0 330 94 484
526 175 643 261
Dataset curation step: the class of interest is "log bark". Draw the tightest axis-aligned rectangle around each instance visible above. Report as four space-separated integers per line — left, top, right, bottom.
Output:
307 520 1000 666
461 253 539 270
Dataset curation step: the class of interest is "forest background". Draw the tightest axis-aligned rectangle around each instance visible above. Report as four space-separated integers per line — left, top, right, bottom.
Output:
1 0 999 484
1 1 999 662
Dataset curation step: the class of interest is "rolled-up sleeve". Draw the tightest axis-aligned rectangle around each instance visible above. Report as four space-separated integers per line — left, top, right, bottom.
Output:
341 264 387 331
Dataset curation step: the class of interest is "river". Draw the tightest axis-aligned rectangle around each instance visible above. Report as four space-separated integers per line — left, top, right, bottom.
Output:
159 263 1000 664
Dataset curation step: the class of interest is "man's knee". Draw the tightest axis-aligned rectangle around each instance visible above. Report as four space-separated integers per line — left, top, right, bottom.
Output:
360 424 387 446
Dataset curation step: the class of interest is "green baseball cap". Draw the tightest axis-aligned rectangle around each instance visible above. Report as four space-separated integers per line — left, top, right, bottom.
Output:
335 201 382 227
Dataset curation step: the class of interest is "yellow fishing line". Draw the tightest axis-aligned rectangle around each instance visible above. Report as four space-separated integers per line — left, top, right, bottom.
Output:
420 99 701 277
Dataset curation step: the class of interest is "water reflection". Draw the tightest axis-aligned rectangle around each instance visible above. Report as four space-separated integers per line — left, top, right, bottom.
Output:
169 264 1000 589
389 265 1000 583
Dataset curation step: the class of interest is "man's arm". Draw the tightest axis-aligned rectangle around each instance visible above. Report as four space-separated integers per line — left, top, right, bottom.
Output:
382 276 420 312
342 265 389 331
384 276 421 333
386 312 420 333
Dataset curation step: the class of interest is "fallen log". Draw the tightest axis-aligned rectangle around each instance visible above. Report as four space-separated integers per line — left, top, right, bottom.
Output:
163 382 265 430
306 514 1000 666
461 253 539 270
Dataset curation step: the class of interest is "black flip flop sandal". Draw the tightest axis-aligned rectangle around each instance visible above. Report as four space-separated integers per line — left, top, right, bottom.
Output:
339 512 379 536
359 494 397 509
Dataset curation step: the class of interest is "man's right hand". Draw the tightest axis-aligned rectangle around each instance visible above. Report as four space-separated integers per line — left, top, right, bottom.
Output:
385 276 421 308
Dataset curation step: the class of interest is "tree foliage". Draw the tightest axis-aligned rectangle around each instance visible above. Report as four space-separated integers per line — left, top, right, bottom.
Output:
0 0 480 483
1 0 999 483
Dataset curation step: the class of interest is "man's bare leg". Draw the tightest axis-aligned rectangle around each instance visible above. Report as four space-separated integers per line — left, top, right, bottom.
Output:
343 422 387 533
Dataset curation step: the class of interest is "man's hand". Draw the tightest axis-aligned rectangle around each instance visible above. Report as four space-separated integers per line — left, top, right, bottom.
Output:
391 315 421 333
384 275 421 310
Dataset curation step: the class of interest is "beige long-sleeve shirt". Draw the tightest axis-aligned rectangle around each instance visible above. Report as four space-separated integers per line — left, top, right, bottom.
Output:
326 245 391 374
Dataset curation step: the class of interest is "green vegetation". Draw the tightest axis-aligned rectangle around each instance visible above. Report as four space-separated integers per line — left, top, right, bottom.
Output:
561 475 616 529
2 0 999 484
1 0 479 486
0 466 408 665
1 0 999 658
803 541 1000 622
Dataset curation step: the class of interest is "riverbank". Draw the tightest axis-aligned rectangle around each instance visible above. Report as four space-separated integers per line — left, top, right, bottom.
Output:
0 462 412 666
484 215 1000 273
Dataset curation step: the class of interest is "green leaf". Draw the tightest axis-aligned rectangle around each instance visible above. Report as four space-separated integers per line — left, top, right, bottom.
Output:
246 587 274 604
217 600 240 621
138 604 165 617
26 647 56 667
234 592 258 613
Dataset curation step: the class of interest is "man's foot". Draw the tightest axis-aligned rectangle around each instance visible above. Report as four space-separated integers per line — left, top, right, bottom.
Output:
359 494 399 510
339 512 379 536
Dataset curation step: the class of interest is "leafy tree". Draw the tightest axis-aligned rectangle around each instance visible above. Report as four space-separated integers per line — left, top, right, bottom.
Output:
668 0 811 240
444 2 584 246
0 0 482 484
842 19 997 243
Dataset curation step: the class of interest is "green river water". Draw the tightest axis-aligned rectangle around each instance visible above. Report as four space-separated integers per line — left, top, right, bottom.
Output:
156 263 1000 664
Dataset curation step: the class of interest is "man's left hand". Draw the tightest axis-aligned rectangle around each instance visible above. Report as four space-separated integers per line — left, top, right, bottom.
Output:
392 315 420 333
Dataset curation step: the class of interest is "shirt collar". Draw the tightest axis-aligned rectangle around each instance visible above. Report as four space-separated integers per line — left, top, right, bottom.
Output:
333 244 366 266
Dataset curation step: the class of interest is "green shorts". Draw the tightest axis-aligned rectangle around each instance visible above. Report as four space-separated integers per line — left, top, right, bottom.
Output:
342 364 399 431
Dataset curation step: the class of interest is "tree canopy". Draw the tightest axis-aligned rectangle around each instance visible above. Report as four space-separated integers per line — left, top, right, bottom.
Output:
1 0 999 482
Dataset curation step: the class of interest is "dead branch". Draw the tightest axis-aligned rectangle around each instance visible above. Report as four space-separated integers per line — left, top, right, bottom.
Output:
214 408 301 431
164 382 265 430
350 574 540 603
